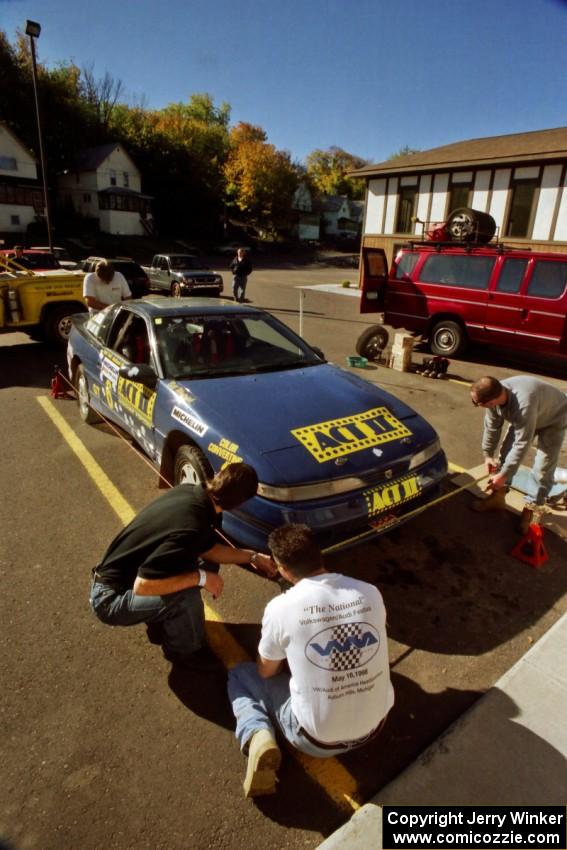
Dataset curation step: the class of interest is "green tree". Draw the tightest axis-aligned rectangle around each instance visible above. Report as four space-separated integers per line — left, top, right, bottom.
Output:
305 146 367 199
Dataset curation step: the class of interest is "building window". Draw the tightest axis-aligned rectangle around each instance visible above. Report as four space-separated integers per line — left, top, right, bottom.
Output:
506 180 538 238
396 186 417 233
123 171 129 187
83 193 91 203
10 215 20 225
448 183 471 214
0 156 18 171
110 169 117 186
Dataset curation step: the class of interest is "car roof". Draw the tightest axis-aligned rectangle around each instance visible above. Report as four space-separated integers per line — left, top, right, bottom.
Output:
128 296 264 318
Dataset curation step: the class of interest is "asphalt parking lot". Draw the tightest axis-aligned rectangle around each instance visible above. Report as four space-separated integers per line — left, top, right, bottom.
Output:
1 257 566 850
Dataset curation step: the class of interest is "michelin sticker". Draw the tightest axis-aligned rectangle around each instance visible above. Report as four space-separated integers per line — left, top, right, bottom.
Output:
364 473 422 517
171 406 208 437
291 407 412 463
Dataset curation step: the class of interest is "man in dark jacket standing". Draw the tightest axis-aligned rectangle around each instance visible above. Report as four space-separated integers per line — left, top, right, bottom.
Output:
230 248 252 303
90 463 275 668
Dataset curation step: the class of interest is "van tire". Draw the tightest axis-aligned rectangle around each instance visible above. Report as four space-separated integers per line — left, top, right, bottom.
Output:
429 320 467 357
356 325 389 361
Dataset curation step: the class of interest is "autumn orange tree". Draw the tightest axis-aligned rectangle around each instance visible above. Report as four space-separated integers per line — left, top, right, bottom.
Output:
224 123 299 236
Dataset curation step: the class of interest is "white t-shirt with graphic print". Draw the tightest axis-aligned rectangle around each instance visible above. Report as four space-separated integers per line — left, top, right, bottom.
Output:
258 572 394 744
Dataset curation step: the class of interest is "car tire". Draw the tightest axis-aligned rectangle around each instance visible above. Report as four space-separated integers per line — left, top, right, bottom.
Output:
44 304 86 347
171 282 182 298
174 444 214 486
75 364 98 424
429 320 467 356
356 325 390 361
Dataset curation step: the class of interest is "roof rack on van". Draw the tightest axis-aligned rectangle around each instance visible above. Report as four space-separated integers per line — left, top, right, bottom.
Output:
402 240 530 255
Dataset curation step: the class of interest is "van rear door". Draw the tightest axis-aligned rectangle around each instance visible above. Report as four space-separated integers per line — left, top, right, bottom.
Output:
516 257 567 354
360 248 389 313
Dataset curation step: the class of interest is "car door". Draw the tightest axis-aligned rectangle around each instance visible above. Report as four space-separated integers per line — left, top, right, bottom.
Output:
97 307 160 456
484 256 529 344
515 257 567 355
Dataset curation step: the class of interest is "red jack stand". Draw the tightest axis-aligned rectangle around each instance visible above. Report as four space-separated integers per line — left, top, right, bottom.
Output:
50 368 69 399
511 523 549 569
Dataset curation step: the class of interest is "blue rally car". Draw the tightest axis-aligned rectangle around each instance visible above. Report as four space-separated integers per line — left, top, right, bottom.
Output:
67 297 447 551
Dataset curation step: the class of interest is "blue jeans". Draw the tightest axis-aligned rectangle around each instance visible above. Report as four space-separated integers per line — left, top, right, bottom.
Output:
232 275 247 302
90 580 205 658
227 662 353 758
501 421 567 505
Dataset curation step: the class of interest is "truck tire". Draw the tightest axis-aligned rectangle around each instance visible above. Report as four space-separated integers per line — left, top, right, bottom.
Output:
356 325 390 361
429 319 467 356
44 304 86 347
446 208 496 244
75 364 98 424
174 444 213 486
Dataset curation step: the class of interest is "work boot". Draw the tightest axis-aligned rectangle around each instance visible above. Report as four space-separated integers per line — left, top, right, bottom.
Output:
243 730 281 798
519 506 535 535
472 489 507 512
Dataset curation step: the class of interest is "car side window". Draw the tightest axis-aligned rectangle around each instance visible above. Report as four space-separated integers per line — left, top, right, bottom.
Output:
527 260 567 300
395 252 419 279
419 255 495 290
496 258 528 293
159 257 168 271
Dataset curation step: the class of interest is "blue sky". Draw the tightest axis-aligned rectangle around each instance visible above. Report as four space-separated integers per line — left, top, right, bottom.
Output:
2 0 566 164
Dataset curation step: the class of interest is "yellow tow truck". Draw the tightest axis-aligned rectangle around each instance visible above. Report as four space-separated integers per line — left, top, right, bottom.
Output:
0 255 87 346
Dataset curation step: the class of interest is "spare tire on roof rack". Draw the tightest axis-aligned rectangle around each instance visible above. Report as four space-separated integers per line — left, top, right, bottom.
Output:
445 208 496 244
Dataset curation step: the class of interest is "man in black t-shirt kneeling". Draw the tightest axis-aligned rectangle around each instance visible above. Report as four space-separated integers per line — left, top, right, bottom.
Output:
90 463 275 669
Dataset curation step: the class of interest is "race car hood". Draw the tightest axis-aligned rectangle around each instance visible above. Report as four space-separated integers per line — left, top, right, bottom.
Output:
171 363 438 485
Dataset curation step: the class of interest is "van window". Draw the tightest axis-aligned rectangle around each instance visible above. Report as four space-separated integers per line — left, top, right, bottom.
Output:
496 258 528 294
419 255 495 290
364 250 388 278
395 252 420 279
527 260 567 300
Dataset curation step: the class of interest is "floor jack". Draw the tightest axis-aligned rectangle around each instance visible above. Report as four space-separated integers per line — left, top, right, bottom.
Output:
50 366 71 399
510 518 549 569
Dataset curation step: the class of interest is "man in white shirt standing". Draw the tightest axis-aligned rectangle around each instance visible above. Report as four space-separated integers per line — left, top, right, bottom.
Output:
228 523 394 798
83 259 131 313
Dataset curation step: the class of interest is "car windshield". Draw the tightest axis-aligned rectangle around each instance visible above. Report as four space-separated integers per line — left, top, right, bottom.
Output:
169 255 201 270
155 313 323 379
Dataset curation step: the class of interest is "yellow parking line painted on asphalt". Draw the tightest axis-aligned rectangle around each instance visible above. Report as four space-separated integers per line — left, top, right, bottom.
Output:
37 396 136 526
37 394 360 813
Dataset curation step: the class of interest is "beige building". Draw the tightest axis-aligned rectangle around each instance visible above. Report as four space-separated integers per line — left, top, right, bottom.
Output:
350 127 567 264
58 143 152 236
0 122 43 234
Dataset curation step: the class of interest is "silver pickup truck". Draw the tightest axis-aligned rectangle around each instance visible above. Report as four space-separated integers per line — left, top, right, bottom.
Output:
145 253 224 297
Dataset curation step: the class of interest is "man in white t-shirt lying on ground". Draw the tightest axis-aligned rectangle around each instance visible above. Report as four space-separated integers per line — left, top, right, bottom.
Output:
228 523 394 798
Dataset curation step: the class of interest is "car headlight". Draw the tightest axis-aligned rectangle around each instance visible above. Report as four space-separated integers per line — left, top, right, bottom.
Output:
257 477 366 503
182 276 194 284
408 439 441 470
215 276 223 285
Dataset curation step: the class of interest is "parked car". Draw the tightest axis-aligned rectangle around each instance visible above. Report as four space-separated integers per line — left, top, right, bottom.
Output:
357 242 567 361
67 297 447 552
214 241 252 256
145 254 223 296
80 257 150 299
1 249 61 271
31 246 79 270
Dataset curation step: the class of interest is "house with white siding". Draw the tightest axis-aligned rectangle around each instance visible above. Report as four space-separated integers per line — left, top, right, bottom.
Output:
0 122 43 234
350 127 567 263
58 143 152 236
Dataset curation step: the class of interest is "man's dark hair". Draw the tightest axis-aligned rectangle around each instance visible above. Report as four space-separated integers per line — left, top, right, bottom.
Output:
206 462 258 510
268 524 323 578
471 376 503 403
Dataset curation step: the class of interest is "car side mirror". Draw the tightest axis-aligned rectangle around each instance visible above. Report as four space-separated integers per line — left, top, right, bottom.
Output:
119 364 157 389
310 345 325 360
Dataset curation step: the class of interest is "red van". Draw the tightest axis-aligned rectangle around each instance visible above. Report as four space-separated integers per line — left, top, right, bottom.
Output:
357 243 567 361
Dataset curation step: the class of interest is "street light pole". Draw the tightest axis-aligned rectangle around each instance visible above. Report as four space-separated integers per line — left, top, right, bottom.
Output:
25 19 53 253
